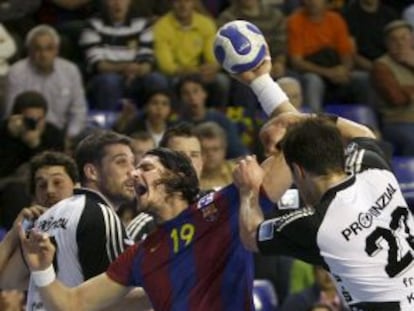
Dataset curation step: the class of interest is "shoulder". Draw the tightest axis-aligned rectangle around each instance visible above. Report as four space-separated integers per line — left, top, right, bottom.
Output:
345 138 391 173
55 58 81 74
193 13 216 32
9 58 29 73
287 8 306 24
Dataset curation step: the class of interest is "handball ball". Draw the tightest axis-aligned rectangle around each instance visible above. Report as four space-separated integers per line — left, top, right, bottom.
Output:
214 20 267 74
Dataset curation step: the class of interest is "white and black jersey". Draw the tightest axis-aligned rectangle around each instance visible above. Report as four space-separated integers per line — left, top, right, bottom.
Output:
257 138 414 311
126 212 156 242
26 188 130 311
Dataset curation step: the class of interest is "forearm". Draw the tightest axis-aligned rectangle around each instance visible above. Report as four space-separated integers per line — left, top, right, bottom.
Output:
250 74 297 118
239 191 263 252
108 288 152 311
335 116 376 141
0 248 29 290
0 229 19 272
38 279 81 311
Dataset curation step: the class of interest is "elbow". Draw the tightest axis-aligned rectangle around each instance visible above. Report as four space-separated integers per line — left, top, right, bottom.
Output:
240 228 259 252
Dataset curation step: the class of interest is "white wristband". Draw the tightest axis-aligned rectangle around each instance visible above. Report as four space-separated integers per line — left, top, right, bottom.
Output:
250 74 289 116
32 265 56 287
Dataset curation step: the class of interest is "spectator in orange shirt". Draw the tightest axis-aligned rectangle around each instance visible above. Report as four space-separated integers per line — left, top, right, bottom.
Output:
287 0 370 112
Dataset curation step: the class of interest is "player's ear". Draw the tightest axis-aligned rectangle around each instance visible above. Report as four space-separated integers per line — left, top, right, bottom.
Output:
291 163 305 179
84 163 99 182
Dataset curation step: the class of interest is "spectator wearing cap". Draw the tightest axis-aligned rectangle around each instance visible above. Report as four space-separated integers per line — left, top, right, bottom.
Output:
0 90 64 179
5 25 87 139
371 19 414 155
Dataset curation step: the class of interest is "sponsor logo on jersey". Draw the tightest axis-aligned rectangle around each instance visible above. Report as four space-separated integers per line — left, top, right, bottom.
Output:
341 183 397 241
197 192 215 209
37 216 69 232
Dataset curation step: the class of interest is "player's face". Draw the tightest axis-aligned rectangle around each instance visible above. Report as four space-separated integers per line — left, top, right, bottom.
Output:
96 144 136 206
131 155 169 211
166 136 203 179
34 165 76 207
200 137 226 172
29 34 58 72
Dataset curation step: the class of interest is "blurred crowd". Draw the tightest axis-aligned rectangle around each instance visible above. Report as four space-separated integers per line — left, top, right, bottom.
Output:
1 0 414 310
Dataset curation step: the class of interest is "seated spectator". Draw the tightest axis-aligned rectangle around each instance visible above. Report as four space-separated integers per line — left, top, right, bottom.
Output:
371 20 414 155
79 0 168 110
113 89 173 145
0 24 16 117
176 74 248 159
194 121 235 190
35 0 99 63
5 25 87 139
342 0 399 72
287 0 370 111
154 0 230 107
277 77 303 110
0 91 65 179
217 0 287 115
281 265 350 311
129 131 156 162
290 259 315 295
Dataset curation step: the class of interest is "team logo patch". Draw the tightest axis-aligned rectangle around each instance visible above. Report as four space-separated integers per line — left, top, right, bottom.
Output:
258 220 275 241
201 204 219 222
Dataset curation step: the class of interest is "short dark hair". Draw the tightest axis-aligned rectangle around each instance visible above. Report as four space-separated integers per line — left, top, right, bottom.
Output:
281 117 345 175
30 151 79 194
143 88 173 106
159 122 198 148
12 91 48 115
146 148 200 204
75 131 133 183
176 74 207 97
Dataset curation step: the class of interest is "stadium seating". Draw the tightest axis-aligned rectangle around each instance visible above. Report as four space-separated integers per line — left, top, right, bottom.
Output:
253 279 279 311
86 110 119 129
324 104 379 129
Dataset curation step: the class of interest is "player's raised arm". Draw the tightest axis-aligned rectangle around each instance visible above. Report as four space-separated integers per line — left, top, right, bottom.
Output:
0 205 45 288
234 54 298 118
19 225 137 311
233 156 265 252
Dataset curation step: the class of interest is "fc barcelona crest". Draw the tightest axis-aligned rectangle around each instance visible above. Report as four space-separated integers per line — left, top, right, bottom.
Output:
201 204 219 222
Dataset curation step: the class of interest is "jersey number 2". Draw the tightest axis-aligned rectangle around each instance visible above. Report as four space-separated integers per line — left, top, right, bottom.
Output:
365 206 414 277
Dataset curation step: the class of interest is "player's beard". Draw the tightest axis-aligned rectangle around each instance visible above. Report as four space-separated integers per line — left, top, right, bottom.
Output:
142 202 164 225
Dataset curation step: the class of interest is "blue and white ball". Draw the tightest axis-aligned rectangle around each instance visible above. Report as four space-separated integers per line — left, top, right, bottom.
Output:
214 20 267 74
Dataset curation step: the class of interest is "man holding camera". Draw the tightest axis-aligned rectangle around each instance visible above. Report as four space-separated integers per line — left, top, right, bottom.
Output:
0 90 64 179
